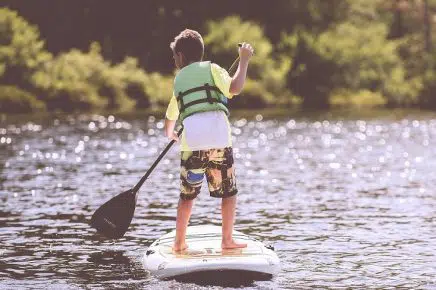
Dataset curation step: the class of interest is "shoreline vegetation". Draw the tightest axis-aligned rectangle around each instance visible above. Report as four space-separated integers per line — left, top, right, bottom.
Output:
1 1 436 114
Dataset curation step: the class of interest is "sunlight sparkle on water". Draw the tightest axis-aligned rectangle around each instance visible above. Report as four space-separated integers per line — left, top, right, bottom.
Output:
1 113 435 289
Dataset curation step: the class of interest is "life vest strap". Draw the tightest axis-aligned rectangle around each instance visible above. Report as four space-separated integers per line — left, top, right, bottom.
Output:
177 84 222 100
179 98 227 113
177 83 226 113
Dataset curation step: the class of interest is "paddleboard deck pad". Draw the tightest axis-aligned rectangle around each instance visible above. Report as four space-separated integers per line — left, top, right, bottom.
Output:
143 225 280 280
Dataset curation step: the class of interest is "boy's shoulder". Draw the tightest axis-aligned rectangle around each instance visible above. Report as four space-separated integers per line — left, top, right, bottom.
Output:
210 62 224 69
210 63 230 79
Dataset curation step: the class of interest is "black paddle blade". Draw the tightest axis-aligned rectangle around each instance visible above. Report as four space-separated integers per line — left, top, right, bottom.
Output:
90 189 136 239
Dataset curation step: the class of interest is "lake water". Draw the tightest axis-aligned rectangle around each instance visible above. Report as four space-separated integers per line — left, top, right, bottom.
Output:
1 109 435 289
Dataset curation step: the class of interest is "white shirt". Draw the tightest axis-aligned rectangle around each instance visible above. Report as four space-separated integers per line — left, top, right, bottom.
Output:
181 111 232 151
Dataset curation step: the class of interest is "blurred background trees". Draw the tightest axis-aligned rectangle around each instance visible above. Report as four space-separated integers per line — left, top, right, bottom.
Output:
1 0 436 113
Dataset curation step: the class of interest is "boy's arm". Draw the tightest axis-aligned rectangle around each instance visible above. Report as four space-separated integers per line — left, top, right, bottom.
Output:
229 42 254 95
164 119 179 141
164 95 180 142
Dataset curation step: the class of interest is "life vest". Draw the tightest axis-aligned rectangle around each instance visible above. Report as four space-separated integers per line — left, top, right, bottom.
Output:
173 61 229 121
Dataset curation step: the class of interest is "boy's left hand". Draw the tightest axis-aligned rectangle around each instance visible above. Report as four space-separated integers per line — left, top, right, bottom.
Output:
238 42 254 62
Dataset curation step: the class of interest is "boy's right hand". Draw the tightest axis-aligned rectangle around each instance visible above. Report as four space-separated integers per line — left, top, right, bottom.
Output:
168 131 180 142
238 42 254 62
164 119 179 142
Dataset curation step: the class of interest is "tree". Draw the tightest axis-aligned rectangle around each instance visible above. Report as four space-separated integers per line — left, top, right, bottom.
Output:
283 0 418 108
204 16 291 108
0 8 51 90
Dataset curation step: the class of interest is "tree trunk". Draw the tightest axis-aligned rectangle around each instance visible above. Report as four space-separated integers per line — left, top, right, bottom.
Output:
424 0 432 52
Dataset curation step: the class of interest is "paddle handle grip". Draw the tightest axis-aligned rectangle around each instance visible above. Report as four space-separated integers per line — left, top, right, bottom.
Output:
229 43 253 75
132 127 183 194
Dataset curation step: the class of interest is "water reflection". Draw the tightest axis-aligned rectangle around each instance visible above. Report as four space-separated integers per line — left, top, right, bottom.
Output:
1 110 436 289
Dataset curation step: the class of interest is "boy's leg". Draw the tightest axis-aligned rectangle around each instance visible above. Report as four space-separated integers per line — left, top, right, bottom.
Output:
205 147 247 249
221 195 247 249
173 150 206 252
174 198 194 252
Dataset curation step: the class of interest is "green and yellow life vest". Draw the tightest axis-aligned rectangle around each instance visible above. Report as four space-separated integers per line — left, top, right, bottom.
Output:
173 61 229 121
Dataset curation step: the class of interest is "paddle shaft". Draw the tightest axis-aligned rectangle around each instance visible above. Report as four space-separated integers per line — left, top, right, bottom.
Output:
132 127 183 195
228 56 240 75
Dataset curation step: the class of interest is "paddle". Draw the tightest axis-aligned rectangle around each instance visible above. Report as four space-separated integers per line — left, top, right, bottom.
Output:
90 44 245 238
90 128 183 238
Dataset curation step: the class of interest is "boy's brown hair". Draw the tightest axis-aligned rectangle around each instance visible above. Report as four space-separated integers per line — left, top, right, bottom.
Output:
170 29 204 63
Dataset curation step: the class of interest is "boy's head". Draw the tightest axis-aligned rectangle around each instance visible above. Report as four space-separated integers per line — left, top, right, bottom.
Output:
170 29 204 69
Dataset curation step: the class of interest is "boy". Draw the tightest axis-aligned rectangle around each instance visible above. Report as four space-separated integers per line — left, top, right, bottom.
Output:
164 29 253 252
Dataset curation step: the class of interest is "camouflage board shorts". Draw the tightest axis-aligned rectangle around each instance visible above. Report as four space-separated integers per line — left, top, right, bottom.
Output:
180 147 237 200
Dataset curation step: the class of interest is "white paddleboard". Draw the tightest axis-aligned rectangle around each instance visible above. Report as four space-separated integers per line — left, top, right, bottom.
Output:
143 225 280 280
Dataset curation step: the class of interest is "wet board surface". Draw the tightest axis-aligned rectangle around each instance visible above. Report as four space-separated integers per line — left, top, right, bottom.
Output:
143 225 280 279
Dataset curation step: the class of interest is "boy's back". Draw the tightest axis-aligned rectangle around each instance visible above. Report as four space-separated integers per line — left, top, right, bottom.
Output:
166 61 234 151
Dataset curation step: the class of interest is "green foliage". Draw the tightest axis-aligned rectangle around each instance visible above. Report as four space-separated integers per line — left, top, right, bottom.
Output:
0 8 51 88
330 89 386 107
317 22 403 90
31 43 152 112
142 72 173 108
30 41 175 112
31 43 112 111
0 7 175 113
103 56 173 110
283 6 418 108
204 16 291 108
0 85 45 113
111 57 150 108
283 31 337 108
205 16 273 71
417 67 436 109
3 2 436 113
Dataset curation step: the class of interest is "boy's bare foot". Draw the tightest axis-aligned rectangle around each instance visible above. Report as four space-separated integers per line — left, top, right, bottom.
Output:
222 239 247 249
172 242 188 252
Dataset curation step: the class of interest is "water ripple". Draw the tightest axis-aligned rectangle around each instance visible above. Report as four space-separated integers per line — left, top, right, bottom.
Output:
1 111 436 289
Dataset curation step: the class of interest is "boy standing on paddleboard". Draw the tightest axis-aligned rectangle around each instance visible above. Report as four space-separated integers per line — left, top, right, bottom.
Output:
164 29 254 252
